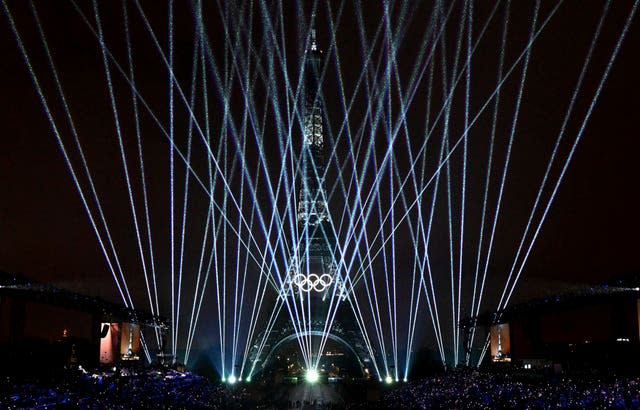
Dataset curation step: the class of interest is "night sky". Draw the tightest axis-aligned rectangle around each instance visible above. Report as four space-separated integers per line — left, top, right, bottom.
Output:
1 0 639 363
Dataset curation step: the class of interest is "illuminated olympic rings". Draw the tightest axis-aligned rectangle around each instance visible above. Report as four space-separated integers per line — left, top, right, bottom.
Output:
292 273 333 292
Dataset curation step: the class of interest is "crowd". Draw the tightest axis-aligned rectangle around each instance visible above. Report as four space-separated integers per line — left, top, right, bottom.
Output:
3 366 640 409
0 367 247 409
381 369 640 409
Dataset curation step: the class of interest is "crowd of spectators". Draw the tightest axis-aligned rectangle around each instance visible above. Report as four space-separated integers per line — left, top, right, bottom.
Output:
0 366 247 409
4 366 640 409
381 369 640 409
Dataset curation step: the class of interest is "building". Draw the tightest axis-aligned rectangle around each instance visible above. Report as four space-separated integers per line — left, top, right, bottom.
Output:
0 271 165 373
462 276 640 373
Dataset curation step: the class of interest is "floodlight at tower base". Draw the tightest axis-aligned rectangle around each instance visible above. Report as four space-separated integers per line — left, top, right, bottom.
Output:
305 369 319 383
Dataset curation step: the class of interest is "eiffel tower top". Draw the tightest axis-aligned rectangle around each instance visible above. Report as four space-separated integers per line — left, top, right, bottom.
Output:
310 12 318 52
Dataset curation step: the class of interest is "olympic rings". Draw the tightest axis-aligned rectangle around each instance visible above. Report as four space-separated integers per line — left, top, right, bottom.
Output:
292 273 333 292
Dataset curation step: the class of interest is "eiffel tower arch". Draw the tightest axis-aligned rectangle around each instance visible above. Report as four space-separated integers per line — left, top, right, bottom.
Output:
246 316 374 378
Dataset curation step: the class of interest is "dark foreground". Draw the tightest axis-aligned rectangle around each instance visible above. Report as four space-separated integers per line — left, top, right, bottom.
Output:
2 367 640 409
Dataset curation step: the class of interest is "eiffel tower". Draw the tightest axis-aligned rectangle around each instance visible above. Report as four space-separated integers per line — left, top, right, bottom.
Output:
246 21 372 380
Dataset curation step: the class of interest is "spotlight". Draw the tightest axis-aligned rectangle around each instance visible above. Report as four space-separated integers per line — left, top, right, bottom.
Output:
246 377 252 383
221 377 226 383
228 374 237 384
385 375 393 384
403 378 408 382
305 369 319 383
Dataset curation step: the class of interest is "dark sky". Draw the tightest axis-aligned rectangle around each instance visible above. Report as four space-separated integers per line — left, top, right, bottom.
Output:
1 1 639 363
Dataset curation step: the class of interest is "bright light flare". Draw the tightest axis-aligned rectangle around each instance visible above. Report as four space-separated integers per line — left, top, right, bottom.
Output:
305 369 319 383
